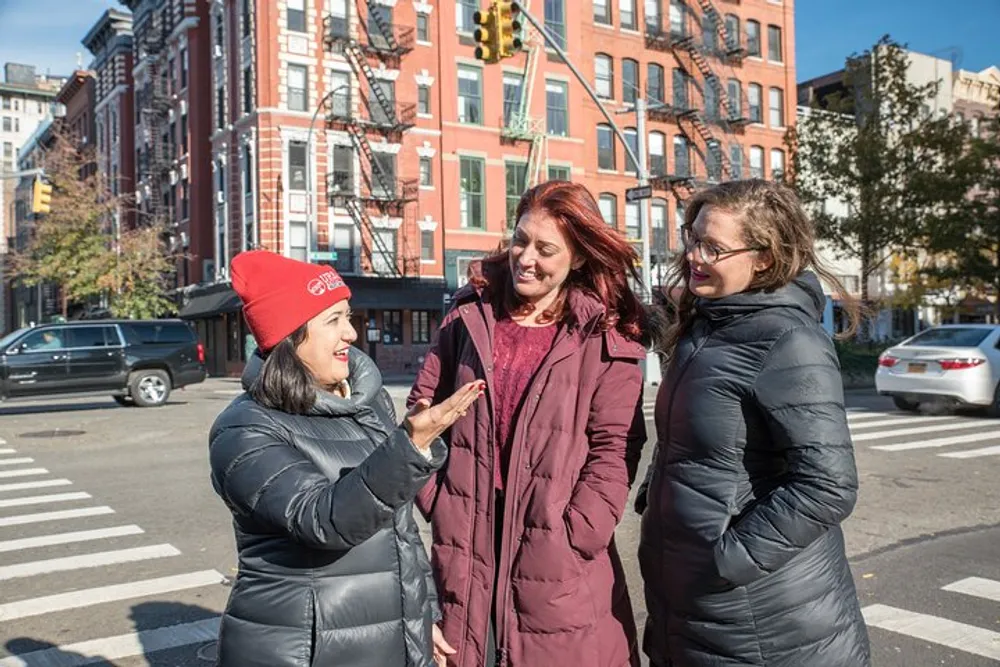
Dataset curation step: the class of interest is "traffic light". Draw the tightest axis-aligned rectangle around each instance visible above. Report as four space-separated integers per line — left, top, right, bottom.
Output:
496 1 523 58
32 177 53 215
472 4 499 64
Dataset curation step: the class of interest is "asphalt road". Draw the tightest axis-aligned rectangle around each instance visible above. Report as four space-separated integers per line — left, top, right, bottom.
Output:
0 379 997 666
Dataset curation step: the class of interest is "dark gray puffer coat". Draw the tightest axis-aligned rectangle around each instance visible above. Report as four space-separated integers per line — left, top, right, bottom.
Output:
209 348 445 667
639 273 871 667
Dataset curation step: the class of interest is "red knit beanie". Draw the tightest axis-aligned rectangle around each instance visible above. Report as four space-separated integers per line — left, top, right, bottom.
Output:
230 250 352 352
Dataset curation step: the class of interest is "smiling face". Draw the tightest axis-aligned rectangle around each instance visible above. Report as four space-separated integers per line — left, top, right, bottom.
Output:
295 299 357 388
685 205 772 299
508 211 583 312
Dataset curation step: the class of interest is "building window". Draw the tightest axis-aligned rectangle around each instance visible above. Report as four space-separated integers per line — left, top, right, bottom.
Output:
548 165 571 181
1 117 9 132
289 221 307 261
770 148 785 180
382 311 403 345
651 198 667 252
181 177 190 219
367 5 394 50
704 79 719 122
673 68 688 108
373 229 398 275
748 83 762 123
459 156 485 229
0 98 8 111
749 145 764 179
288 64 308 112
369 79 395 125
417 13 430 41
242 0 253 38
625 201 640 240
726 79 741 119
729 144 743 179
412 311 432 343
545 0 566 49
767 25 782 62
673 136 690 176
330 144 353 195
702 13 717 53
624 127 638 173
598 193 617 227
418 85 431 114
181 47 189 88
648 63 664 104
649 131 666 175
706 141 722 182
746 20 760 57
622 58 639 105
768 87 784 127
546 80 568 136
724 14 739 51
216 87 226 129
457 0 477 32
457 66 482 124
594 0 610 24
330 70 350 116
503 73 524 126
288 0 306 32
288 141 307 192
180 112 188 154
597 124 615 170
595 54 613 99
243 68 253 114
620 0 636 29
371 152 396 198
420 230 435 261
419 156 433 186
505 162 528 227
243 145 255 248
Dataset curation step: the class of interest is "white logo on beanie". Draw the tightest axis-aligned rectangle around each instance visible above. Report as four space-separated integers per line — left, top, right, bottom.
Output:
306 271 346 296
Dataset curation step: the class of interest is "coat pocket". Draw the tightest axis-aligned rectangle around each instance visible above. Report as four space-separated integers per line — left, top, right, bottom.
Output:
511 527 597 633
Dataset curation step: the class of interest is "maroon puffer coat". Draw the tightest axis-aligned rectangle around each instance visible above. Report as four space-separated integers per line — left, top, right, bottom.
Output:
409 283 645 667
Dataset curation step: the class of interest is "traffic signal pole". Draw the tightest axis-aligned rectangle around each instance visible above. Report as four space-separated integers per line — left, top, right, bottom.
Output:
503 3 661 384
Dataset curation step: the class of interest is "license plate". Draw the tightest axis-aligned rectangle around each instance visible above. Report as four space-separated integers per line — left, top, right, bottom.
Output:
908 363 927 374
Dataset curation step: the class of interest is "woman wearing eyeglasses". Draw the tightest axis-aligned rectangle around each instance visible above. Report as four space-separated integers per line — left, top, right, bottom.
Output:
637 180 870 667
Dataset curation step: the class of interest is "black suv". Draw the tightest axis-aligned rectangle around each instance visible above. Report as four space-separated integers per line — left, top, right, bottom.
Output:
0 320 207 407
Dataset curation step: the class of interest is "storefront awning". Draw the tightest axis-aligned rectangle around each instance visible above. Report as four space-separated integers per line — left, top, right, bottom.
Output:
178 288 242 320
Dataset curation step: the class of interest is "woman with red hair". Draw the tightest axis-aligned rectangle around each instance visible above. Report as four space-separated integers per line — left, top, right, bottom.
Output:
409 181 647 667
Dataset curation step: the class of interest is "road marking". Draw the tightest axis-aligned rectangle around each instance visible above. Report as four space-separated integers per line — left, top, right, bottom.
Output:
0 506 114 528
851 420 993 443
847 412 899 422
0 569 224 621
0 479 72 493
871 431 999 452
0 449 16 455
942 577 1000 603
0 468 48 479
0 492 91 509
0 617 221 667
0 525 144 554
940 444 1000 459
0 458 34 467
848 415 957 430
0 544 180 581
863 604 1000 660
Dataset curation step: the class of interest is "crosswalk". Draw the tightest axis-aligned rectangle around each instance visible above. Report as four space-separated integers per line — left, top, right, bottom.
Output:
0 436 225 666
847 408 1000 459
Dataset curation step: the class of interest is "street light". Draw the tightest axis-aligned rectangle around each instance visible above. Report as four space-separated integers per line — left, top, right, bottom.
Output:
305 84 351 263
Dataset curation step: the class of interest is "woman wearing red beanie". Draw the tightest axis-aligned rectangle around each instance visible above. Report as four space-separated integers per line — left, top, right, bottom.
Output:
209 250 482 667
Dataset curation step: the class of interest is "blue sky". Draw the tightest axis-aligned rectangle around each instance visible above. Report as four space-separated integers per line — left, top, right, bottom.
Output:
0 0 996 82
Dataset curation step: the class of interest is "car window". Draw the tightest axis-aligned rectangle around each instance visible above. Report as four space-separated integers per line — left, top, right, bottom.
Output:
124 322 195 345
906 327 992 348
0 328 30 349
18 329 67 352
66 326 117 348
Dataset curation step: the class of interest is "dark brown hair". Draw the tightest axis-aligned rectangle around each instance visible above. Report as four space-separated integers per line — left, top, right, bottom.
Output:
248 324 317 414
659 179 861 358
471 181 646 340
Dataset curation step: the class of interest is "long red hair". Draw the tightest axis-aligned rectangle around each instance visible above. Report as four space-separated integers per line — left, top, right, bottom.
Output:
470 181 646 340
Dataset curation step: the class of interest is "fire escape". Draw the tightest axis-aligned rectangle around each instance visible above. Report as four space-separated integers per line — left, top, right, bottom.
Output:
135 5 175 226
645 0 750 200
499 26 546 188
322 1 419 279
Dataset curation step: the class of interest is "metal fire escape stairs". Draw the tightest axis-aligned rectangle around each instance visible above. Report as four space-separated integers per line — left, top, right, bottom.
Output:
137 8 174 226
499 3 547 189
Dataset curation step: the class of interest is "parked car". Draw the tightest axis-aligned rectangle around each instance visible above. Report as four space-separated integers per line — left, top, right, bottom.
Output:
875 324 1000 413
0 319 206 408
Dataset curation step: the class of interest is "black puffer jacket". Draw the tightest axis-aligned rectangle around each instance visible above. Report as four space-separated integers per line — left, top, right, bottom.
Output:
209 348 445 667
639 273 870 667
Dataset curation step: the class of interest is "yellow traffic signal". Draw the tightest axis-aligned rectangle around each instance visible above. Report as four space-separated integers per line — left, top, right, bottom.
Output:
496 1 523 58
472 5 499 64
32 178 53 215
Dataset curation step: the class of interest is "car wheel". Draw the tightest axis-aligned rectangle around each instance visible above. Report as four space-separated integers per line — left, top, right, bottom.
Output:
129 370 172 407
112 395 134 407
988 382 1000 418
892 396 920 412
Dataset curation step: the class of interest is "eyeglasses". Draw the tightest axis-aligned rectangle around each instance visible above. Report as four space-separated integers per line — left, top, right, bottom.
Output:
680 226 765 266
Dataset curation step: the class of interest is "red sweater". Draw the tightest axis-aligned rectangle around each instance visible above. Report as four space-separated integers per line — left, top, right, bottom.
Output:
491 317 558 491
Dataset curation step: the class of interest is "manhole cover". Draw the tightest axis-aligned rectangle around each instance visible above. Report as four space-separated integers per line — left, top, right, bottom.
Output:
196 641 218 662
19 430 86 438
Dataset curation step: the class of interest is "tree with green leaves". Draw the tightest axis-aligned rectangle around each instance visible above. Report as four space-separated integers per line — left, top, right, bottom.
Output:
788 36 976 337
98 223 178 318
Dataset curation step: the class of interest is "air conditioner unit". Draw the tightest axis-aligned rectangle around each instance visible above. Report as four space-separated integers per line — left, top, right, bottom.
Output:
214 44 223 59
216 191 225 204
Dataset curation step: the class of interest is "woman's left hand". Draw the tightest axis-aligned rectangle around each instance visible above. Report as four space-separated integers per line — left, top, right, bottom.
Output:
432 624 456 667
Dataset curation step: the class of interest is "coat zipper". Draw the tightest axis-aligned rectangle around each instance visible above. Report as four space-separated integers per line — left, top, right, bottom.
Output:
659 325 714 473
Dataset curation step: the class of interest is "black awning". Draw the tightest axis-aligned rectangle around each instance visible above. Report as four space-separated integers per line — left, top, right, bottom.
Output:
178 288 242 320
347 278 448 311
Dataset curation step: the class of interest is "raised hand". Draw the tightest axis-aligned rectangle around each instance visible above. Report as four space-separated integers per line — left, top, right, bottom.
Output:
405 380 485 451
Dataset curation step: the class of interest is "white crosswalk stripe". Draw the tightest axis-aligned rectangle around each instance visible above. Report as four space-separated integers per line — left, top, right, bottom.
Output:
0 441 225 665
848 409 1000 458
